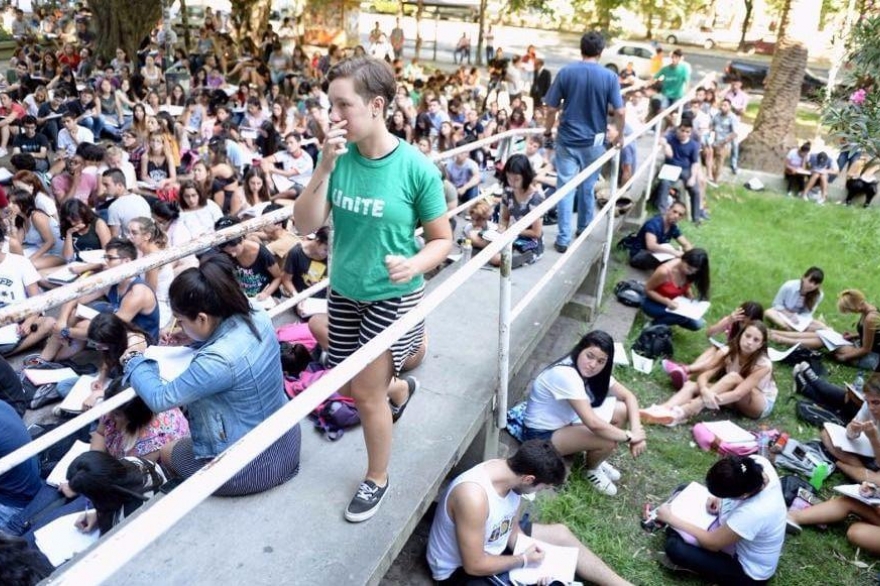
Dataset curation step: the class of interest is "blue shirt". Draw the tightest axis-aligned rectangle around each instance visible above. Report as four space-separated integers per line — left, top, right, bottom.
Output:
544 61 623 147
0 400 42 508
632 214 681 257
125 310 292 459
664 130 700 170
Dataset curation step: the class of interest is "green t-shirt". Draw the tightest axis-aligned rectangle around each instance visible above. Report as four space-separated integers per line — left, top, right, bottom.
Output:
655 63 690 100
327 140 446 301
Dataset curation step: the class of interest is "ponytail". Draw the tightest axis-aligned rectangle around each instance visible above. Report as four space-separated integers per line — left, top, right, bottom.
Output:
706 455 765 499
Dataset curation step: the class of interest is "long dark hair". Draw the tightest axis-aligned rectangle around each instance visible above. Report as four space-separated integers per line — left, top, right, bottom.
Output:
547 330 614 407
706 455 765 499
59 198 99 236
727 320 769 378
681 248 710 300
0 534 52 585
66 452 152 535
502 153 536 191
87 312 154 373
802 266 824 311
104 377 155 435
169 254 260 339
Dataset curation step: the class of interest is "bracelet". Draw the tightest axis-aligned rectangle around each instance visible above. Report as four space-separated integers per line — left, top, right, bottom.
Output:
120 350 144 368
520 554 528 569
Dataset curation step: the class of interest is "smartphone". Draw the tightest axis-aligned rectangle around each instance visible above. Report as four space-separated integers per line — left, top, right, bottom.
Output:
792 445 807 459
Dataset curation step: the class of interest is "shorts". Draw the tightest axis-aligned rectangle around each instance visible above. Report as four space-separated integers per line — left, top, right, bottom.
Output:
759 395 776 419
521 426 555 441
326 286 425 376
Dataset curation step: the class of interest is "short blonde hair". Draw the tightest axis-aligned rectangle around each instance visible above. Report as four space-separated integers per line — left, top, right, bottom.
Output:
837 289 866 313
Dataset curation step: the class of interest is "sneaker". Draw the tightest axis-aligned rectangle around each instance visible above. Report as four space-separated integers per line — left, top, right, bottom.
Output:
699 209 711 221
390 377 418 423
667 406 688 427
661 359 683 374
669 367 688 391
706 180 719 188
786 517 802 535
600 461 621 482
553 242 568 253
639 405 676 426
344 478 389 522
584 467 617 496
0 147 7 158
792 361 810 394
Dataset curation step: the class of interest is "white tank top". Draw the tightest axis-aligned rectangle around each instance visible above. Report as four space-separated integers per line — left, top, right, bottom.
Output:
426 462 521 580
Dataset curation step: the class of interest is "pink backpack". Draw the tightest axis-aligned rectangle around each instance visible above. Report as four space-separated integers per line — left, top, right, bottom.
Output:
283 365 360 441
691 422 760 457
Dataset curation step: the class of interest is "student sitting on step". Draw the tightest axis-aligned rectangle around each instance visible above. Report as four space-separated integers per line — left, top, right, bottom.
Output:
522 330 647 497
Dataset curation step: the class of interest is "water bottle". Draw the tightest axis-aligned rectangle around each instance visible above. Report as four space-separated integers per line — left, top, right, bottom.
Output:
460 239 473 263
758 425 770 459
854 370 866 395
810 462 830 490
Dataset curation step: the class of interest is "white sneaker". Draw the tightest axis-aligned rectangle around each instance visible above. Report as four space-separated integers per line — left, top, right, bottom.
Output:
600 461 621 482
0 147 7 158
584 467 618 496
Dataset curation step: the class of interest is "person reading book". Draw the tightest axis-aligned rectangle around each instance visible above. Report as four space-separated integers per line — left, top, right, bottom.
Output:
640 248 710 331
764 267 825 332
642 322 777 426
628 202 693 270
426 440 633 586
787 481 880 555
819 372 880 484
655 455 786 585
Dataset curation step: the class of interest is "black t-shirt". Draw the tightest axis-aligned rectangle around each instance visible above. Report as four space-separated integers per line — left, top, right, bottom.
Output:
13 132 49 155
66 97 96 118
231 244 277 297
283 243 327 297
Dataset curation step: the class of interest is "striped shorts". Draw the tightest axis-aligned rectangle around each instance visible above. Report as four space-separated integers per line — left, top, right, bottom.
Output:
326 286 425 376
169 424 302 497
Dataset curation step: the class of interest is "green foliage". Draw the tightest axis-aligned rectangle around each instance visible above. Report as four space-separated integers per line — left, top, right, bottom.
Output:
534 186 880 585
821 13 880 169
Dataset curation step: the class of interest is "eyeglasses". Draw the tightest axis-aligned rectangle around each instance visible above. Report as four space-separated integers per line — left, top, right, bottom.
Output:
104 255 121 261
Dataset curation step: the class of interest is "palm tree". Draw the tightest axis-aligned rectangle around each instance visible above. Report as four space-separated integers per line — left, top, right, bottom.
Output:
738 0 821 171
91 0 162 63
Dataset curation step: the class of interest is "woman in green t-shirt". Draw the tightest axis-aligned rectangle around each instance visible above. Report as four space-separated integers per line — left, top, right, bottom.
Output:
295 57 452 523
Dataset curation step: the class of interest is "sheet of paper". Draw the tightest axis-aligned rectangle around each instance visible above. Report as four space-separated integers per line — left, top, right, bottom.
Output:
658 164 682 182
47 266 80 284
666 297 710 321
669 482 718 530
45 440 91 487
144 345 196 382
298 298 328 318
824 422 875 458
159 105 185 117
33 510 100 567
76 304 99 321
613 342 629 365
24 367 78 386
271 171 295 194
702 420 757 446
631 351 653 374
779 312 811 332
816 329 854 350
708 337 726 349
833 484 880 506
137 180 158 191
651 251 676 263
510 534 578 585
239 126 258 140
768 343 801 362
58 375 99 414
78 249 107 265
0 167 12 182
0 323 21 346
480 229 502 242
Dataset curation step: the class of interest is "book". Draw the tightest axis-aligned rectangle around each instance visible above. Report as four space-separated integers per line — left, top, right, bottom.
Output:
666 297 711 321
24 367 78 386
816 329 854 351
778 312 811 332
0 323 21 346
34 510 100 567
78 249 107 265
47 266 80 284
143 345 196 382
75 304 99 321
45 440 91 487
669 482 718 530
834 483 880 506
613 342 629 365
768 343 801 362
702 420 757 448
298 298 328 318
57 375 99 414
824 422 875 458
658 164 682 182
509 534 578 585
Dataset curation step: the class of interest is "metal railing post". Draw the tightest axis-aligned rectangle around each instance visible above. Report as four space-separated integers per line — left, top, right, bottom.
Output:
485 240 512 459
642 121 663 212
596 150 621 308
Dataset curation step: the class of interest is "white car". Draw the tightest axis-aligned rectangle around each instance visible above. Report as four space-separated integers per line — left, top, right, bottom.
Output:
599 41 657 79
656 28 761 50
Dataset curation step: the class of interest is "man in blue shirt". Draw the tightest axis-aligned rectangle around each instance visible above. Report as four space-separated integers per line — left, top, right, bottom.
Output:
652 121 702 224
629 202 693 270
543 31 625 253
0 395 43 532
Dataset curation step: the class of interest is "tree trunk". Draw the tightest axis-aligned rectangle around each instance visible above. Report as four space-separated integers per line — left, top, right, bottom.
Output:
739 0 819 171
180 0 192 52
738 0 754 52
476 0 487 66
230 0 273 53
91 0 162 63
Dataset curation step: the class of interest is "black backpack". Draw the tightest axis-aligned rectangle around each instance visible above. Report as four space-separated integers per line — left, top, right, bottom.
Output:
796 400 845 427
632 324 674 359
616 231 639 254
614 280 646 307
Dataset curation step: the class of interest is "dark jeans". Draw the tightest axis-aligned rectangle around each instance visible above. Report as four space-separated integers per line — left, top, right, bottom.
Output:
630 250 662 270
796 366 861 420
665 529 768 586
655 172 701 222
642 297 704 331
785 172 806 194
5 484 88 543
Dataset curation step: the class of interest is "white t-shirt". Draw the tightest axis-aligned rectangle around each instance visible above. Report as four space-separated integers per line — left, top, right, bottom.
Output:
107 194 152 236
524 358 617 430
272 149 314 185
35 191 58 219
0 252 40 309
772 278 822 317
853 402 879 427
720 455 786 581
180 201 223 239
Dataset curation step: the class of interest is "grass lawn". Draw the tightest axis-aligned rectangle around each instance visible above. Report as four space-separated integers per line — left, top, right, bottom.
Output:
532 186 880 585
742 101 822 141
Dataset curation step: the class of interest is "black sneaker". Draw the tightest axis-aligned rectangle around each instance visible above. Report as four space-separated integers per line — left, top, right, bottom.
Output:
344 478 389 522
553 242 568 253
390 377 418 423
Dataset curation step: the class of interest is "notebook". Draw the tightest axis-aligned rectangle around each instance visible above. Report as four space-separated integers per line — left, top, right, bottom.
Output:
298 298 328 318
669 482 718 530
816 329 854 351
47 266 80 284
666 297 710 321
45 440 91 487
57 375 99 414
778 312 811 332
824 422 875 458
33 510 100 567
702 420 758 447
833 484 880 506
24 367 78 386
509 534 577 585
144 345 196 382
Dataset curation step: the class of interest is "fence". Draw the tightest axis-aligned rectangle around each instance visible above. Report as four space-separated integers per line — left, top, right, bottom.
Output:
0 77 710 584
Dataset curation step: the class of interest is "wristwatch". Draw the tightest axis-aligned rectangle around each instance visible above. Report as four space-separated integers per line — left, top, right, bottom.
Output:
60 327 71 341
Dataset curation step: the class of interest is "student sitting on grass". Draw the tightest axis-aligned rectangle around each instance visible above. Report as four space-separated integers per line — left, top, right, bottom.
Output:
640 248 711 331
655 455 786 585
787 481 880 554
815 372 880 484
764 266 825 332
523 331 647 497
627 201 692 270
792 360 862 421
642 321 776 426
771 289 879 372
662 301 764 390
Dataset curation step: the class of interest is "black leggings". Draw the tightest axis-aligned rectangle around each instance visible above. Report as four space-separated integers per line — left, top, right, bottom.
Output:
785 172 806 194
665 529 768 586
796 366 861 420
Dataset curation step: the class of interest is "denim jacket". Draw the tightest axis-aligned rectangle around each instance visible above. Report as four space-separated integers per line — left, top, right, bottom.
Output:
125 310 289 459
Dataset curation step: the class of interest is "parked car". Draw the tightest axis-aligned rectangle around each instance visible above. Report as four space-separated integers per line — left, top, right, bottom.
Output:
656 27 761 50
723 59 827 100
598 41 656 78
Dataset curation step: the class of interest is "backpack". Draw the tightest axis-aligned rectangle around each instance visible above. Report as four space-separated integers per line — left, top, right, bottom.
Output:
632 324 674 359
779 347 826 376
283 364 361 441
775 438 835 478
779 475 821 509
796 400 845 427
616 231 639 254
614 280 646 307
